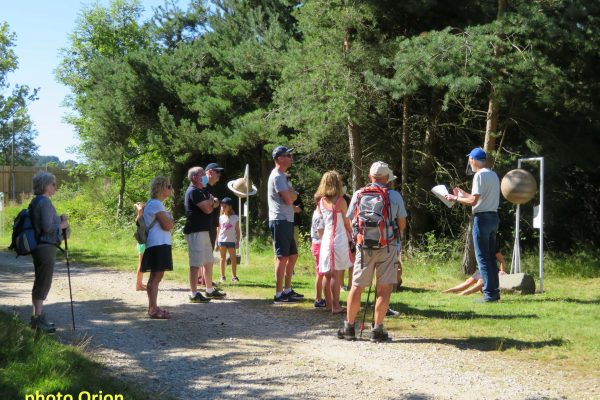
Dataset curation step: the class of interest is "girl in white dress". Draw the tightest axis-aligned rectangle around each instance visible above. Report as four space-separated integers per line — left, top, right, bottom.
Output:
316 171 353 314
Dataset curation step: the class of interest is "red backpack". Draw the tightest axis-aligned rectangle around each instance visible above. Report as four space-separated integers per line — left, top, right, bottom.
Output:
352 184 395 249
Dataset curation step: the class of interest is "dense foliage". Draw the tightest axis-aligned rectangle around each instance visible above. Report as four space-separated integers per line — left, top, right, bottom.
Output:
44 0 600 254
0 22 38 166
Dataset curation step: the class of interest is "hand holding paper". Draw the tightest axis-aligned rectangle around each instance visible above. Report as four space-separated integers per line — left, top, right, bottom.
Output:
431 185 455 208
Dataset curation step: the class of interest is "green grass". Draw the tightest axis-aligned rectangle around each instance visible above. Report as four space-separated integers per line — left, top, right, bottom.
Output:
0 312 156 400
1 202 599 381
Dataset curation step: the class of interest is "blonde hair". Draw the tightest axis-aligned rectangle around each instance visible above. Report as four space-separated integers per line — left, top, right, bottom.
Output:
315 170 343 201
149 176 171 199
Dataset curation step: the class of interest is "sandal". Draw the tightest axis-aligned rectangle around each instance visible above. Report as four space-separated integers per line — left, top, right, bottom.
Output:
148 308 171 319
136 284 147 291
332 307 346 315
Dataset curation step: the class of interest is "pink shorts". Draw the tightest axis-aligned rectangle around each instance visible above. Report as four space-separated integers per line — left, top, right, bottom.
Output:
311 243 325 277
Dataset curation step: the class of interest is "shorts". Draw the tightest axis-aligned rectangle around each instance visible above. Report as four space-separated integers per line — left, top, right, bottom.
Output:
218 241 236 248
141 244 173 272
311 242 324 277
269 220 298 257
352 246 399 287
137 243 146 254
185 231 214 266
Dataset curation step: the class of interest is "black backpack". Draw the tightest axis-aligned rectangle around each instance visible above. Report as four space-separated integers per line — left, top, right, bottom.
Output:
9 196 44 256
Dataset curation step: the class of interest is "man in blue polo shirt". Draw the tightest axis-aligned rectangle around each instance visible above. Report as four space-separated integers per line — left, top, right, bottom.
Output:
445 147 501 302
268 146 304 303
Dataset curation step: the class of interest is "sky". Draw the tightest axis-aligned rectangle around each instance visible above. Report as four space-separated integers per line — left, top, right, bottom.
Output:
2 0 166 162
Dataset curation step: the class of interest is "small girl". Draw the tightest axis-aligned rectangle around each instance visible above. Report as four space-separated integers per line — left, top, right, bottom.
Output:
216 197 240 282
311 194 326 308
134 202 146 291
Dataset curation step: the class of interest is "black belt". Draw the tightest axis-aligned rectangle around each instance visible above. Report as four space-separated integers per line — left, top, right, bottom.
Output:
474 211 497 215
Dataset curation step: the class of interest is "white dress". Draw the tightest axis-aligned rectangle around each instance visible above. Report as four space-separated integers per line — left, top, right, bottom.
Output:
318 197 352 273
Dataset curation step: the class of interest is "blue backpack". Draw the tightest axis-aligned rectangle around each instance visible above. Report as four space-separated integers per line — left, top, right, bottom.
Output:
9 196 44 256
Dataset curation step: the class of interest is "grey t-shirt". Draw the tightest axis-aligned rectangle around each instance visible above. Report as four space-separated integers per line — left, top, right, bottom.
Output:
471 168 500 213
267 168 294 222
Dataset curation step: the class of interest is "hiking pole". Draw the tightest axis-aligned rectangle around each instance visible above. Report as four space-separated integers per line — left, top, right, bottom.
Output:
63 228 76 331
359 282 373 338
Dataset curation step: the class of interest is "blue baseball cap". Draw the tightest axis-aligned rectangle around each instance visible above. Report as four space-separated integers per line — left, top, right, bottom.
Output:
205 162 224 172
221 197 233 205
467 147 486 161
272 146 293 159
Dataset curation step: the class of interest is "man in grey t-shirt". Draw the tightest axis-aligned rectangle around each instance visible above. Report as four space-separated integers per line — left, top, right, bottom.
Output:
445 147 501 302
268 145 303 303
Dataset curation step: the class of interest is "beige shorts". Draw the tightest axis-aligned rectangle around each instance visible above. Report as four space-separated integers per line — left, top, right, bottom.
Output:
352 246 399 287
185 231 214 267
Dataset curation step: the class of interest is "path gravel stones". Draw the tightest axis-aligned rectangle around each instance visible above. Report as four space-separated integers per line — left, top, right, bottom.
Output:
0 252 596 399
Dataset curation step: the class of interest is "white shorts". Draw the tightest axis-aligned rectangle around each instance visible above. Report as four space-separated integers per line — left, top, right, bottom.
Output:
185 231 214 267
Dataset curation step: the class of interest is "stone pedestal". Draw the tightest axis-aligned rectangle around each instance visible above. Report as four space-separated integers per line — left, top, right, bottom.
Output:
499 273 536 294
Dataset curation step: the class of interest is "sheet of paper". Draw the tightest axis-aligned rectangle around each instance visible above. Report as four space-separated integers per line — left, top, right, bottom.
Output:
431 184 455 208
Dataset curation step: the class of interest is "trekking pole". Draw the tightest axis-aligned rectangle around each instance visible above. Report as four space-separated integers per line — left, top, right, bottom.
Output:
359 282 372 338
63 228 76 331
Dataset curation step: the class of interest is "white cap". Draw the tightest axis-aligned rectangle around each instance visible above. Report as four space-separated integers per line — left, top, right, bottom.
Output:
369 161 395 181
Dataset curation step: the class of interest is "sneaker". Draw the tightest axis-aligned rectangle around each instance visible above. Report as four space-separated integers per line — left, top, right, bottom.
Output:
386 308 400 317
220 276 227 282
314 299 326 308
31 315 56 333
231 276 239 282
205 288 227 299
273 292 300 303
337 323 356 341
287 289 304 299
189 292 211 303
370 328 389 343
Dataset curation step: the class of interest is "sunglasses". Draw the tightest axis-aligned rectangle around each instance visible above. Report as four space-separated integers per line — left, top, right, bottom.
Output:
166 184 172 189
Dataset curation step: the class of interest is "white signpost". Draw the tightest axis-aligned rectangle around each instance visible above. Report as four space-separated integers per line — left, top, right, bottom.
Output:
510 157 545 293
227 164 257 265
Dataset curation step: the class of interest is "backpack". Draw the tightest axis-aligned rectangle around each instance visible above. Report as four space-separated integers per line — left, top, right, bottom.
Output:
9 196 44 256
133 201 158 244
352 184 395 249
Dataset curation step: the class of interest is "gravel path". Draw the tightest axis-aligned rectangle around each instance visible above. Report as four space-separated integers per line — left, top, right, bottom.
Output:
0 251 597 400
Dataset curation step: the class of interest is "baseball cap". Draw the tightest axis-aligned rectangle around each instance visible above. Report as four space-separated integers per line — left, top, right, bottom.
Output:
467 147 486 161
369 161 394 179
205 162 224 172
272 146 293 159
221 197 234 205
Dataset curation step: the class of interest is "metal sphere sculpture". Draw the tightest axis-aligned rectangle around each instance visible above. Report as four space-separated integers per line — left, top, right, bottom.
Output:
501 169 537 205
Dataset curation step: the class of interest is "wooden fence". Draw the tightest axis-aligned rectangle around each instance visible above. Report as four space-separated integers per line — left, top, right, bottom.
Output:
0 166 72 202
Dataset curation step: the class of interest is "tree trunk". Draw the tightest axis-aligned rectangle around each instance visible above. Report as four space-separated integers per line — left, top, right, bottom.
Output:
461 0 507 274
171 162 186 219
409 91 441 242
258 148 270 220
461 219 477 274
401 96 409 195
347 116 363 192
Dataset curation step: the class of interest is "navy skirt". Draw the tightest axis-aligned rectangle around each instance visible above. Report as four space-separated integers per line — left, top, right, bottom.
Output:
141 244 173 272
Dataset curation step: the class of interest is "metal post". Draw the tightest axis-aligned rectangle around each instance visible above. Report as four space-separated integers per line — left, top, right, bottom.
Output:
244 164 250 265
510 157 544 292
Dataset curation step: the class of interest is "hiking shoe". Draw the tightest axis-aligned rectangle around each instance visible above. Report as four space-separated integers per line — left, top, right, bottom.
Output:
231 276 239 282
314 299 326 308
205 288 226 299
337 323 356 341
370 328 390 343
287 289 304 299
189 292 211 303
273 292 300 303
31 315 56 333
386 308 400 317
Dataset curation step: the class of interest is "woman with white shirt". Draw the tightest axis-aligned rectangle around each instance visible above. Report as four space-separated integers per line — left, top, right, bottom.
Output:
141 176 174 319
